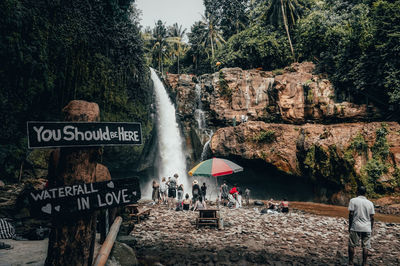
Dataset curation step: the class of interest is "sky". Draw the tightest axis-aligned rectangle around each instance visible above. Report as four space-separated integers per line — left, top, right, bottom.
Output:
135 0 205 33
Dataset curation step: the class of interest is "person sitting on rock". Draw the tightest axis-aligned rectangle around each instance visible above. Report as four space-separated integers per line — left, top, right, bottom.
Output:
182 193 192 211
230 184 239 204
268 198 277 210
193 196 207 211
227 193 237 208
279 198 289 213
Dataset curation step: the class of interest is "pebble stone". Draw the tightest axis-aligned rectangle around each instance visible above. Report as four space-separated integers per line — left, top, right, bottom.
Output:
126 202 400 265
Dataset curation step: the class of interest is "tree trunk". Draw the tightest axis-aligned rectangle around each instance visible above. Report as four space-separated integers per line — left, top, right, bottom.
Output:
45 100 103 266
280 0 295 61
177 53 180 75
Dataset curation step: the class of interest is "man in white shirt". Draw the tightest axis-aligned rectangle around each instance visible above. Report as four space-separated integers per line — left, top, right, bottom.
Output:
348 186 375 266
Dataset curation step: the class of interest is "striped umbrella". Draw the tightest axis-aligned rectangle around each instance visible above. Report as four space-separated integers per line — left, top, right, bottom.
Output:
188 158 243 177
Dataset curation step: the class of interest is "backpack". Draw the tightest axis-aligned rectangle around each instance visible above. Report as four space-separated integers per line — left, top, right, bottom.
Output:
169 179 176 189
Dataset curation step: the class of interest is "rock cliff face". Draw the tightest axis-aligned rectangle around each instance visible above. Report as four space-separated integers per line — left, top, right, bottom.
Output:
210 121 400 203
165 62 380 126
164 62 399 203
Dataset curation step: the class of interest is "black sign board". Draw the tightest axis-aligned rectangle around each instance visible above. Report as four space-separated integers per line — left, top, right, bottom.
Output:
27 122 142 148
27 178 140 217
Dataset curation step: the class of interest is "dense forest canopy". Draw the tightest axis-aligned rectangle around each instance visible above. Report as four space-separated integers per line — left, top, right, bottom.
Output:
0 0 152 181
144 0 400 115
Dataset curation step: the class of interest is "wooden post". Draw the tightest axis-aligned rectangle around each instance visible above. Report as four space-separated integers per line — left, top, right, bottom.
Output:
92 216 123 266
45 100 106 266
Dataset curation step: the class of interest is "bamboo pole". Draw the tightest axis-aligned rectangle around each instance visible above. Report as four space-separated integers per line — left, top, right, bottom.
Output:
93 216 123 266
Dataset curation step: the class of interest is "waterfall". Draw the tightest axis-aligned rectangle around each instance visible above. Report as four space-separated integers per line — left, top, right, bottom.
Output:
194 84 206 130
200 130 213 161
144 68 189 198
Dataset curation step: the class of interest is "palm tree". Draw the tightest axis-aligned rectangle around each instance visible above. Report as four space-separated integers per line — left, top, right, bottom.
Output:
201 12 226 59
188 21 208 72
143 20 169 72
264 0 302 60
167 23 187 74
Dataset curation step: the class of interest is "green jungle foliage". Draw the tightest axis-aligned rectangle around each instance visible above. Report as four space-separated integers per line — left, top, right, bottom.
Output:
0 0 152 181
143 0 400 118
360 124 390 195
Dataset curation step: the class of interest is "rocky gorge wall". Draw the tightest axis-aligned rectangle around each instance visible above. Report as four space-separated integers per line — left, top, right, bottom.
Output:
164 62 400 204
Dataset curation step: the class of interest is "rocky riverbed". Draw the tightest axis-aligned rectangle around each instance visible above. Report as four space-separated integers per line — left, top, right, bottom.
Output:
127 202 400 265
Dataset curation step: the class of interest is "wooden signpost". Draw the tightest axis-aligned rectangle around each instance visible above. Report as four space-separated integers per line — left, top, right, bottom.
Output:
26 100 143 266
27 178 140 217
27 121 142 148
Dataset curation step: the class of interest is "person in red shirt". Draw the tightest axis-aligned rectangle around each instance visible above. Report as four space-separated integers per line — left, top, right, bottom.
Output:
229 185 238 196
279 198 289 213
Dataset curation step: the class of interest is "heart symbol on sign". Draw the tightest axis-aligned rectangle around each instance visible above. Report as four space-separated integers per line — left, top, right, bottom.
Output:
132 191 137 196
55 206 61 212
41 203 52 214
107 181 114 189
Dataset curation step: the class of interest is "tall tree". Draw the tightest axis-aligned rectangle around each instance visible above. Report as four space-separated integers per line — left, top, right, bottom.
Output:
209 0 249 40
167 23 187 74
264 0 303 60
188 21 208 73
145 20 169 72
201 12 226 59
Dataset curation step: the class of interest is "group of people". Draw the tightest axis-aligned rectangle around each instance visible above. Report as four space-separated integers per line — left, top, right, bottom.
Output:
152 175 374 265
219 181 250 209
151 175 209 211
265 198 289 213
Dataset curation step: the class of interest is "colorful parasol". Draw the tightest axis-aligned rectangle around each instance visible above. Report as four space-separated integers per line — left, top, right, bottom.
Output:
188 158 243 177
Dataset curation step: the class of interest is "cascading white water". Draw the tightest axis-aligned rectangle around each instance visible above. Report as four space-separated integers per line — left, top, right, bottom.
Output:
200 130 213 161
194 84 206 130
144 68 190 198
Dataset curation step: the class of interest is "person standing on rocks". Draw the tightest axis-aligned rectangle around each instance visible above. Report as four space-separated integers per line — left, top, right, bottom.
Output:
201 182 207 201
220 181 229 206
236 186 242 208
160 177 168 204
192 180 201 203
152 180 160 204
177 184 184 204
167 176 177 210
244 188 251 205
348 186 375 266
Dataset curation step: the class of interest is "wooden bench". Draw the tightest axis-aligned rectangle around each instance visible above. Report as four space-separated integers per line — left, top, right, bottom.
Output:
126 204 151 224
196 209 219 228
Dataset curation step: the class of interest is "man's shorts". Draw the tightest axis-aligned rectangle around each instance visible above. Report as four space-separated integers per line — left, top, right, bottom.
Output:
168 189 176 198
349 231 371 249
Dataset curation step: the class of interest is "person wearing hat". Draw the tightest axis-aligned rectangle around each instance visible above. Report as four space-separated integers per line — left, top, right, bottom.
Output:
173 173 179 185
192 180 200 203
